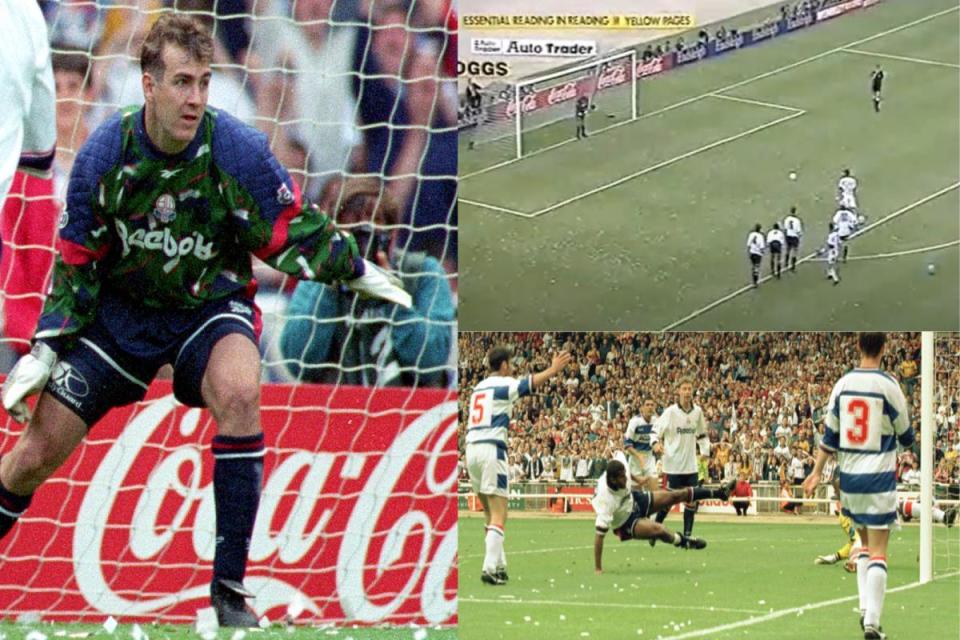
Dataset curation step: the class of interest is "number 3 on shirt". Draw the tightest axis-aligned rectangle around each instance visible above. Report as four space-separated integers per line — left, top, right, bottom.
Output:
840 396 882 451
470 391 492 427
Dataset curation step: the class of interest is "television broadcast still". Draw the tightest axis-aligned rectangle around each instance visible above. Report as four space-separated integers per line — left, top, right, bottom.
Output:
458 0 958 330
458 331 960 640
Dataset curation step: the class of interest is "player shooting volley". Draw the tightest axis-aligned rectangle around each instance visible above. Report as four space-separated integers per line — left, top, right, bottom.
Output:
593 460 736 574
0 0 56 207
0 13 409 628
465 346 571 585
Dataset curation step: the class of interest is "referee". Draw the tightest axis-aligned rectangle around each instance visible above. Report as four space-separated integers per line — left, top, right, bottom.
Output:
871 65 885 112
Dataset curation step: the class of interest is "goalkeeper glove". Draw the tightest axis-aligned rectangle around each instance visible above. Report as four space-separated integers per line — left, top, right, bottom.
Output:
2 341 57 423
346 259 413 309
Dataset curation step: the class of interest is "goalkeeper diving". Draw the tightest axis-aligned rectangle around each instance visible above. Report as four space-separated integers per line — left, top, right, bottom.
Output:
0 13 409 628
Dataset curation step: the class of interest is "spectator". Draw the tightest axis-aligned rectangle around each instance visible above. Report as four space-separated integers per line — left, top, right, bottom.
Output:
279 178 454 387
732 473 752 516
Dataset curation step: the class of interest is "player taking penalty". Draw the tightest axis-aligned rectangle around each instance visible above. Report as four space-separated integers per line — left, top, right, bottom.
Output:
592 460 736 574
804 333 914 640
0 13 410 627
465 346 572 585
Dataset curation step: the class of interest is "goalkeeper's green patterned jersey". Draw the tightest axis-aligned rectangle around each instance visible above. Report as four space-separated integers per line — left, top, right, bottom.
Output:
35 106 360 344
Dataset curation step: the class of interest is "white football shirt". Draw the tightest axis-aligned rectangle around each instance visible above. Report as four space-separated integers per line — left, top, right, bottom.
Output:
0 0 56 206
653 403 708 474
783 215 803 239
746 231 766 256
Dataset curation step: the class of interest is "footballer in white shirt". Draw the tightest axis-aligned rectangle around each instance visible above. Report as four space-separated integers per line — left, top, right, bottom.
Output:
837 169 859 213
624 397 659 490
804 333 914 639
746 224 766 287
465 345 571 585
783 206 803 273
766 223 786 279
0 0 57 207
823 223 842 285
832 207 858 262
649 377 712 543
592 459 736 574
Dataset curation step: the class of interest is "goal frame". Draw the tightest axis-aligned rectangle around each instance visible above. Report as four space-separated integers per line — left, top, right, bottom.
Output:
512 48 638 159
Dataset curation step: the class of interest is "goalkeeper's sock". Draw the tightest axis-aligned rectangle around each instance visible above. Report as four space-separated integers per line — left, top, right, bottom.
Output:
0 476 32 540
212 433 265 583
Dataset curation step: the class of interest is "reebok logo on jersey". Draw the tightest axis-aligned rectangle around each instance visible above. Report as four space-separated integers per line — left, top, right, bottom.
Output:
152 194 177 224
116 220 217 261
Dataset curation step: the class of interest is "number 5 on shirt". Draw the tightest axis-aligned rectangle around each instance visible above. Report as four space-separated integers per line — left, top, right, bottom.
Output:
470 390 492 427
839 395 883 451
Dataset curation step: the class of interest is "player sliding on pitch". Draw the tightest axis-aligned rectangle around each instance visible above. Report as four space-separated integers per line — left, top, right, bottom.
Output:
593 460 736 574
0 13 410 628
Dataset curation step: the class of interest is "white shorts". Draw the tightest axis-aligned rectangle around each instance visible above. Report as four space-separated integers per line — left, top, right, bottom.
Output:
466 443 509 498
839 193 857 210
627 451 657 479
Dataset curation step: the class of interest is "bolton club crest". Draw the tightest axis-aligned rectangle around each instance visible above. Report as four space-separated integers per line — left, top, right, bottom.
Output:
153 194 177 224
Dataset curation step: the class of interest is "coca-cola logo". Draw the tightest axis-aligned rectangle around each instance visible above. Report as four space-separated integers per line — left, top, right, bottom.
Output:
547 81 578 105
0 382 457 625
597 63 627 90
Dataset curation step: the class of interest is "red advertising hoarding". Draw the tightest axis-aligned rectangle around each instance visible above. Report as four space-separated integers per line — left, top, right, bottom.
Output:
0 381 457 626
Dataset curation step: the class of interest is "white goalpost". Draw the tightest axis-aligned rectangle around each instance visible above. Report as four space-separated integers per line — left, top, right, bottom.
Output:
920 331 934 583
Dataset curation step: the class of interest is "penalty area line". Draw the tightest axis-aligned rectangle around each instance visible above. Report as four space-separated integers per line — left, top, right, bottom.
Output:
840 48 960 69
660 181 960 331
460 597 767 616
458 198 533 218
659 570 960 640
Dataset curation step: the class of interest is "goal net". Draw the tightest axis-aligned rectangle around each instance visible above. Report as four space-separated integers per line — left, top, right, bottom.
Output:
920 332 960 582
0 1 457 628
460 49 639 172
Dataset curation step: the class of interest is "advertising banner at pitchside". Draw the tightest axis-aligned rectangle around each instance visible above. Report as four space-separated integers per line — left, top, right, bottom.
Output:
0 381 457 626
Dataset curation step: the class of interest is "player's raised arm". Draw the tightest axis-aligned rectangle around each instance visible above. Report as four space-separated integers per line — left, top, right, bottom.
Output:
213 119 410 308
531 351 572 390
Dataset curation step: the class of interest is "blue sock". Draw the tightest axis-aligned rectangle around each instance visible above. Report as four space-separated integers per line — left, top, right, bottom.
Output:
683 506 696 536
212 433 264 582
654 508 668 524
0 475 32 540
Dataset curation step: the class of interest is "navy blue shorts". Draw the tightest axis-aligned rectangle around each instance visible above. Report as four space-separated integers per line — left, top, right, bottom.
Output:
666 472 700 490
44 290 261 426
613 490 653 541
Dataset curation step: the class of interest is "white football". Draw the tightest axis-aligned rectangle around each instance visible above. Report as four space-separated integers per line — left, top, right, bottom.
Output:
788 172 797 181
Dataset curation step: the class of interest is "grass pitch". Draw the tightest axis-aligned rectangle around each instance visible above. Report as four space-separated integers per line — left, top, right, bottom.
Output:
458 514 960 640
459 0 960 330
0 622 455 640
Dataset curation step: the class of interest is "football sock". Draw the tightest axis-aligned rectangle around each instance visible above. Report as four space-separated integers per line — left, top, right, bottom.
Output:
933 506 946 523
498 538 507 569
856 548 870 614
0 476 32 540
671 532 683 546
683 506 695 536
654 508 668 525
690 486 719 501
212 433 265 582
864 556 887 628
484 525 504 574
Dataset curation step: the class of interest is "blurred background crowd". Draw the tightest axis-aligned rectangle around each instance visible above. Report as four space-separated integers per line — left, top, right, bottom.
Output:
458 333 960 492
1 0 457 387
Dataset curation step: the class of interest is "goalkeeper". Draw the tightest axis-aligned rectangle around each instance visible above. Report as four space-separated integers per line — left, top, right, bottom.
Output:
0 13 409 628
279 177 454 387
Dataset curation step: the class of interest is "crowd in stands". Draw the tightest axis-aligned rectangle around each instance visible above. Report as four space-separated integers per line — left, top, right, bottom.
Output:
459 333 960 494
2 0 457 386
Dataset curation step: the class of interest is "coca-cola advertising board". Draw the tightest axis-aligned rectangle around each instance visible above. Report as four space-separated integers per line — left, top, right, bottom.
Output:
0 381 457 626
500 55 672 119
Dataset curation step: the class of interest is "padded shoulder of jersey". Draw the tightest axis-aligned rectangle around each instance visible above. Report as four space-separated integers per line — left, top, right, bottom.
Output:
73 111 124 187
208 107 273 184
